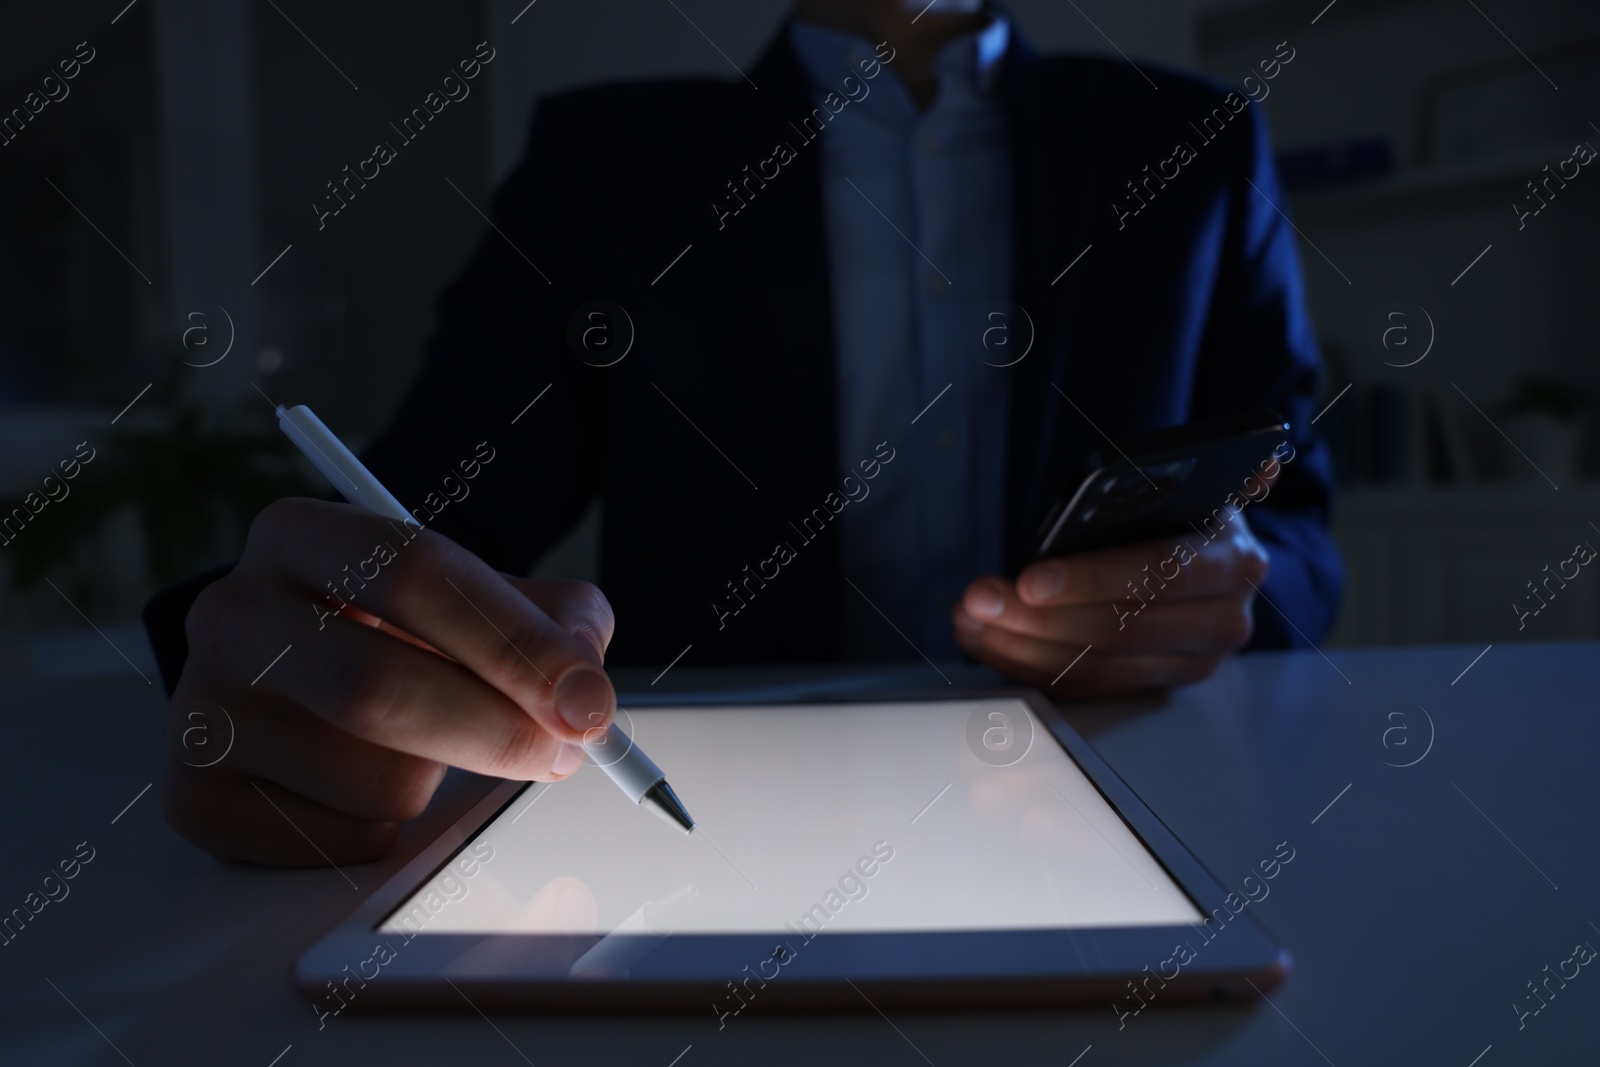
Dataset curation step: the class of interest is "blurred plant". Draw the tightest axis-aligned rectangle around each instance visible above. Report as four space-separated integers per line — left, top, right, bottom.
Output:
3 361 315 596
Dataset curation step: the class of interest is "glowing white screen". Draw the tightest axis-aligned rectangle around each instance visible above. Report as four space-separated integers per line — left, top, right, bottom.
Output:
380 699 1200 937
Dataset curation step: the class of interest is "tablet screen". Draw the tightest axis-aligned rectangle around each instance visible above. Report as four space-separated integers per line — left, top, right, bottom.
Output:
379 699 1201 938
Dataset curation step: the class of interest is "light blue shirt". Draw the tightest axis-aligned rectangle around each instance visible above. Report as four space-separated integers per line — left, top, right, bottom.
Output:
789 16 1013 660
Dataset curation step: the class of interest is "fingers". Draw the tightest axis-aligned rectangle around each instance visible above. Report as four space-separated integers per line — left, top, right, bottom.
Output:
172 687 447 823
503 577 616 665
166 500 626 868
955 602 1232 682
242 498 613 743
957 592 1256 656
956 514 1270 694
162 764 403 866
249 685 583 790
203 596 575 780
165 659 587 865
1015 516 1270 608
188 572 574 782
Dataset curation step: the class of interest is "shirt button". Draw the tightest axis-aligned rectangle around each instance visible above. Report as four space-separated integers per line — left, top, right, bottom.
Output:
920 133 939 155
927 273 951 296
937 430 957 451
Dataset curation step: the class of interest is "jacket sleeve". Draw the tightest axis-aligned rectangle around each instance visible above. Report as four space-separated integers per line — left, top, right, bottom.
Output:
1190 99 1343 648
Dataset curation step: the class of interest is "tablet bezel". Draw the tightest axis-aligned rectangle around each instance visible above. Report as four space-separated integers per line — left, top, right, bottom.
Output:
295 688 1289 1011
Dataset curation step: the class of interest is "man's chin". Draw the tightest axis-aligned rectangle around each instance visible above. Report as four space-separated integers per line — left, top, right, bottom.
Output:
900 0 983 12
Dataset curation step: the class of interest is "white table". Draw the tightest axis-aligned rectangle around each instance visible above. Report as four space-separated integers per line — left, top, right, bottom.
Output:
3 642 1595 1066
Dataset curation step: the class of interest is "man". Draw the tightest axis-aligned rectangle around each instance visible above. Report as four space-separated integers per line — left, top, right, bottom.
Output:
145 0 1339 864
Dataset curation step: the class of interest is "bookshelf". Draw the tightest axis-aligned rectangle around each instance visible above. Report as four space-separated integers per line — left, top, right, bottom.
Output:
1290 141 1590 219
1328 486 1600 645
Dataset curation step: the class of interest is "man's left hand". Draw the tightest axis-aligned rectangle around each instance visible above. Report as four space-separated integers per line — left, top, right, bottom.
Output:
952 513 1271 696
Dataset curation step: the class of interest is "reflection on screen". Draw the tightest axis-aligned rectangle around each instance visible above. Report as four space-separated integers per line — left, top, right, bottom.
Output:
379 699 1201 937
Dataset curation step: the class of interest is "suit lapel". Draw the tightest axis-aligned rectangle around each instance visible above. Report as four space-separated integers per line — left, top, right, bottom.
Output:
998 35 1105 570
731 26 840 498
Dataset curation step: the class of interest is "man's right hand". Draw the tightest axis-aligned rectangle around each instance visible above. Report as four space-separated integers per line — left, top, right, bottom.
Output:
163 497 617 865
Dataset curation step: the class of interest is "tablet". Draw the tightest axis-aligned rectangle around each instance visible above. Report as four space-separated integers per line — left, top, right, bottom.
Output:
297 691 1288 1015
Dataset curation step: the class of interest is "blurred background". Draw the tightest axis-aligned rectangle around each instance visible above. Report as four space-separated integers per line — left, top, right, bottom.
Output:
2 0 1597 680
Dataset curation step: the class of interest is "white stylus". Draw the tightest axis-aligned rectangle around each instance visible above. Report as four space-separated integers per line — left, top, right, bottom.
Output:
276 403 695 834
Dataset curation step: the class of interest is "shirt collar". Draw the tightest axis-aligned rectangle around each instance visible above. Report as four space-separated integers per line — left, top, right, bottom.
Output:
788 12 1010 106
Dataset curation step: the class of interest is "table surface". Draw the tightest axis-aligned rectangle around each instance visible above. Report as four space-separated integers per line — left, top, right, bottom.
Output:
3 641 1596 1067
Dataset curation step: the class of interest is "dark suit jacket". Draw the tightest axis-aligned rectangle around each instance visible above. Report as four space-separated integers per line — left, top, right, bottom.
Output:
146 19 1341 688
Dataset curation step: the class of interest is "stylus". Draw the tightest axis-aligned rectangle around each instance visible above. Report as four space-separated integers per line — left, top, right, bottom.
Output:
276 403 697 834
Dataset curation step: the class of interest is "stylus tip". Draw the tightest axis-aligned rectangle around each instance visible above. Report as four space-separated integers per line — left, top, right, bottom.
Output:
642 780 695 834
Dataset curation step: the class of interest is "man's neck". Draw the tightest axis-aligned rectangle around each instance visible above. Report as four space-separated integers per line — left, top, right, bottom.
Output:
793 1 989 110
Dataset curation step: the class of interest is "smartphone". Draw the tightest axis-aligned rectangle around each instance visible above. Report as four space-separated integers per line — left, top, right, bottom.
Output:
1026 408 1291 561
